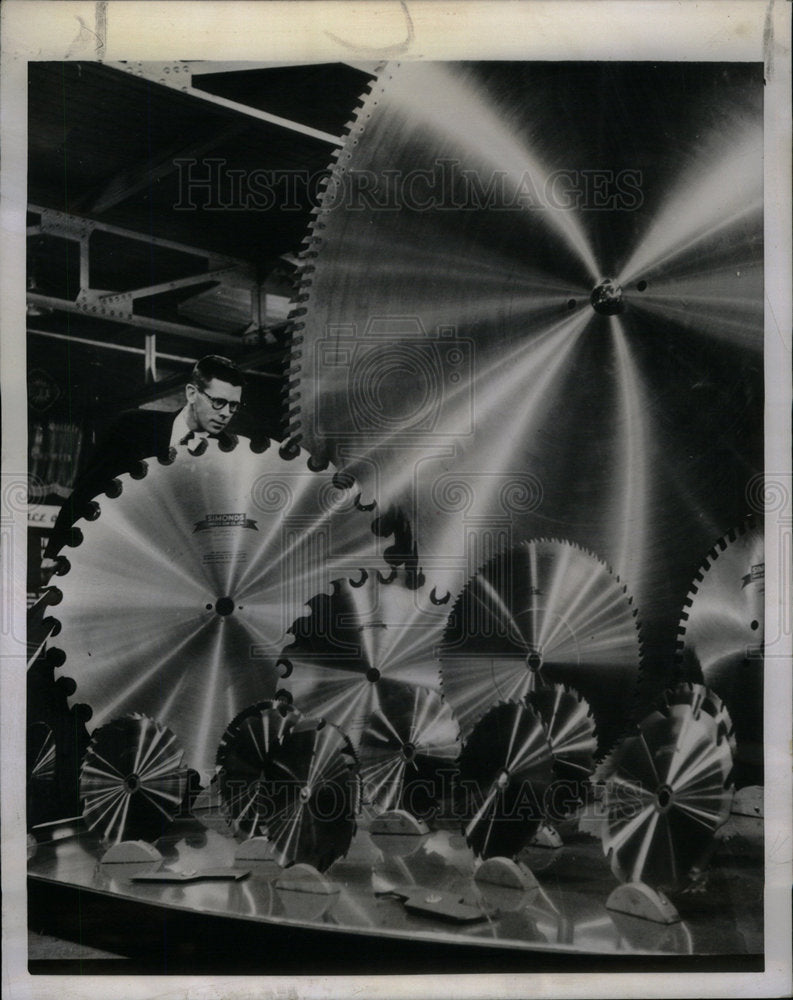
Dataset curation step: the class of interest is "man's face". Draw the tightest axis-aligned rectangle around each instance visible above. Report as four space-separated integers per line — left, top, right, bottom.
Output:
185 377 242 434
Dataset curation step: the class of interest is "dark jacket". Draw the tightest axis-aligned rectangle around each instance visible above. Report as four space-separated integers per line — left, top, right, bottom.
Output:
45 408 236 557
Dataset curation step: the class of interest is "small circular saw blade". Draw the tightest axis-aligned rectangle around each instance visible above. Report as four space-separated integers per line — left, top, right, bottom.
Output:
220 715 361 872
457 699 554 860
264 718 361 872
526 684 597 785
216 700 301 838
677 519 763 776
79 714 188 844
279 570 449 747
51 438 386 779
357 679 460 821
441 539 641 752
598 701 733 890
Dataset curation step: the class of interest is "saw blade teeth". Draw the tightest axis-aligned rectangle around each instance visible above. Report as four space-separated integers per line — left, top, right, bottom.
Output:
674 517 763 779
660 681 736 752
79 713 188 845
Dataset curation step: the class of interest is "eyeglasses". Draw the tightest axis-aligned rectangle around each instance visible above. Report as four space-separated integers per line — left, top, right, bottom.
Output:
195 387 241 414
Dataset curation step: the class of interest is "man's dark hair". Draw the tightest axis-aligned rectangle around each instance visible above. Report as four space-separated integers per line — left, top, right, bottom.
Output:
189 355 246 390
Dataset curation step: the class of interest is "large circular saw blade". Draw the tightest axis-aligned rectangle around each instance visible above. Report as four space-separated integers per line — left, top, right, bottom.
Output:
596 701 733 890
50 438 387 778
80 714 188 844
457 699 554 860
290 60 763 673
357 679 460 821
278 570 451 747
677 519 763 777
440 539 641 752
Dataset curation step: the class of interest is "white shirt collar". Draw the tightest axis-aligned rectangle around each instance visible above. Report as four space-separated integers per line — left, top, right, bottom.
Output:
169 408 193 448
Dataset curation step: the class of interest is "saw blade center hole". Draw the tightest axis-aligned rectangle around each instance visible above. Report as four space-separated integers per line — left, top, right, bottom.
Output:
655 783 674 813
526 649 543 673
590 276 624 315
214 596 236 617
402 741 416 761
366 667 381 683
124 774 141 793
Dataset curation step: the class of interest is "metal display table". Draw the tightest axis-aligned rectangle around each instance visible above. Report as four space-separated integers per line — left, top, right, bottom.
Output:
28 816 763 975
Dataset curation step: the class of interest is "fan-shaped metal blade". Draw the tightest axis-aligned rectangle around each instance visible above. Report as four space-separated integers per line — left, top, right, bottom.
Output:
216 699 300 838
357 679 460 821
220 715 360 872
440 539 640 752
526 684 597 785
80 714 187 844
50 438 387 778
457 699 554 859
598 702 733 890
279 570 451 747
290 60 763 677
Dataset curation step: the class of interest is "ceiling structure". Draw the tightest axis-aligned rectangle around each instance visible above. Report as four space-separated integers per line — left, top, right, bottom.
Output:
26 59 374 429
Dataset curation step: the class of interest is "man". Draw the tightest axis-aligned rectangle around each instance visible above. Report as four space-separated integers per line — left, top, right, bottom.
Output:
44 355 245 559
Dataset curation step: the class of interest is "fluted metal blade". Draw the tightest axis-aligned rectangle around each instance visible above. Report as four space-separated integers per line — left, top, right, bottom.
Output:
677 519 763 777
51 438 387 779
441 539 640 751
80 714 187 844
279 570 451 747
257 718 361 872
357 679 460 820
526 684 597 783
600 702 733 889
457 699 554 859
216 699 300 838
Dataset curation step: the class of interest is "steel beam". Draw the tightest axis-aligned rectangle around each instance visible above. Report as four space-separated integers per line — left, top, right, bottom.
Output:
26 293 240 347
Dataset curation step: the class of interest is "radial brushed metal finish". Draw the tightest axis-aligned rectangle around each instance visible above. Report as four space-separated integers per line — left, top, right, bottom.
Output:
279 571 450 747
597 703 733 890
677 520 763 774
229 717 360 872
289 62 764 677
526 684 597 783
357 679 460 820
80 714 187 844
457 699 554 860
216 699 300 838
440 539 640 752
52 439 386 778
